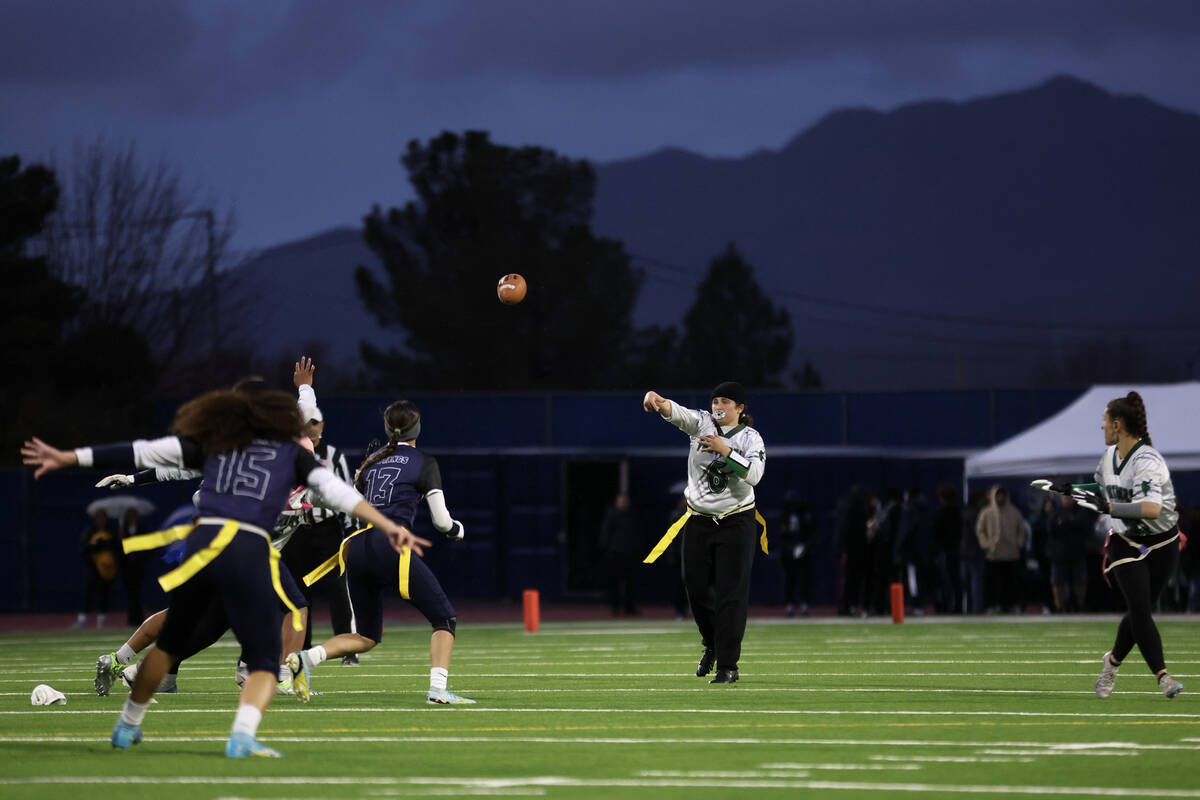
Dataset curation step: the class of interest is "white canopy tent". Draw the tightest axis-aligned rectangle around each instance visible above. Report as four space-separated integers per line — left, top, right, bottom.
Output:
965 382 1200 479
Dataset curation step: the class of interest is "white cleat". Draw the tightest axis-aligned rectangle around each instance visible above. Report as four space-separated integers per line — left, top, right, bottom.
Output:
1095 651 1119 699
1159 672 1184 699
427 688 476 705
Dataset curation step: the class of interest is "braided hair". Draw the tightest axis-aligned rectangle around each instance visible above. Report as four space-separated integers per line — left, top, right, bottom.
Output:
1106 391 1152 446
354 400 421 491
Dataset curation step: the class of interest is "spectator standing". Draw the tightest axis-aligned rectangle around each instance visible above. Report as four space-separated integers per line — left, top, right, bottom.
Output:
598 492 641 615
777 491 816 617
73 509 118 629
960 489 988 613
930 483 963 613
1047 494 1091 612
894 486 932 614
976 486 1028 613
837 485 871 617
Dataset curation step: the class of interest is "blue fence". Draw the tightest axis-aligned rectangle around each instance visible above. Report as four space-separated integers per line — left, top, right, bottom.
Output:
4 387 1086 612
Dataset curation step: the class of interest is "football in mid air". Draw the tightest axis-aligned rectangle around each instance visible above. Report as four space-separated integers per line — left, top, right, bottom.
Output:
497 273 527 305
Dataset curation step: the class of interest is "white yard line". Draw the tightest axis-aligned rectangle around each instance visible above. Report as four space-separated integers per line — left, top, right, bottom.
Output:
1 775 1200 797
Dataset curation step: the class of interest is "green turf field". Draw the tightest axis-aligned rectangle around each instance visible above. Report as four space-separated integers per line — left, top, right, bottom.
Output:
0 616 1197 798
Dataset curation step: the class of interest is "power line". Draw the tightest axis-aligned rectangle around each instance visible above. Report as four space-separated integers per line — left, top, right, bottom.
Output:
629 252 1200 335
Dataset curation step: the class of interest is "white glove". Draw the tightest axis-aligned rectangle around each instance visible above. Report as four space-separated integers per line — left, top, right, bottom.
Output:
444 520 465 541
96 474 135 490
30 684 67 706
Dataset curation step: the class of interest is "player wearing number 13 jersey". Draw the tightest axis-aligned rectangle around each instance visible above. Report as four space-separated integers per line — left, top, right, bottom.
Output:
286 399 474 705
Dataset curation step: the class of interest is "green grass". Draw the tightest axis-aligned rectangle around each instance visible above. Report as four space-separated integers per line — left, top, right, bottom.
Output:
0 616 1197 799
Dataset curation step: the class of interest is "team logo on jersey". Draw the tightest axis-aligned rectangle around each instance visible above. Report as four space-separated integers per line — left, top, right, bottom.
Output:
702 461 728 493
1141 480 1151 496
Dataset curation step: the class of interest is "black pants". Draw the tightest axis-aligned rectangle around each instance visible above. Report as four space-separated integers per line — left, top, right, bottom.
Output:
780 553 810 607
605 555 640 614
282 518 353 649
82 565 112 613
681 509 758 671
121 554 146 627
1110 531 1180 673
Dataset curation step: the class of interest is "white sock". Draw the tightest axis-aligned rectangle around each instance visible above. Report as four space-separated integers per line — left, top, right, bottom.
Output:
120 696 150 727
306 646 328 666
231 704 262 738
116 644 136 665
430 667 448 692
278 664 290 682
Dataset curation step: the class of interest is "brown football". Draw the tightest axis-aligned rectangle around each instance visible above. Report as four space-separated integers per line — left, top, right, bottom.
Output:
497 273 527 305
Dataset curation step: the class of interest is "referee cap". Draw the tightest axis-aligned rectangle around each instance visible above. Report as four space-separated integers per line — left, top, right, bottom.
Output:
711 381 746 405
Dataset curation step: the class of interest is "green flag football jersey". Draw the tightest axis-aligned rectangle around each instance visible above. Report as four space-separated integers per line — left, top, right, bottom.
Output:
1094 440 1178 536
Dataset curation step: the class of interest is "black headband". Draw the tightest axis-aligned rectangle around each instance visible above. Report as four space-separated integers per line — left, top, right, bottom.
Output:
387 420 421 442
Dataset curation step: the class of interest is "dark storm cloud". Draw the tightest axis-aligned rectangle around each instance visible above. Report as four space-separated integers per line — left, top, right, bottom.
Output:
0 0 196 85
401 0 1200 80
7 1 1198 106
0 1 382 112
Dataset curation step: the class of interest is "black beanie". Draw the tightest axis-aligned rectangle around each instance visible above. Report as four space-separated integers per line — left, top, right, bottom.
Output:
711 381 746 405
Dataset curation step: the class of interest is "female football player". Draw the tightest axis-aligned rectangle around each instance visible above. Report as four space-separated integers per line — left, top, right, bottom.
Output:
287 399 473 705
642 381 766 684
22 387 429 757
1083 391 1183 699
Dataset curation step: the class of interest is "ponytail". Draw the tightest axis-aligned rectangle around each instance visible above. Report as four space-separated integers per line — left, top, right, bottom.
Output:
739 408 754 428
355 436 400 492
354 399 422 492
1106 391 1152 445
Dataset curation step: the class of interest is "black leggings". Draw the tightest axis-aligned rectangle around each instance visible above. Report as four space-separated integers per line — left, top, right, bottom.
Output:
1110 538 1179 673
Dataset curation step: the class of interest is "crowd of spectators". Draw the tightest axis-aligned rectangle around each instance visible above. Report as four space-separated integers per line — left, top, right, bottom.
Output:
821 482 1200 616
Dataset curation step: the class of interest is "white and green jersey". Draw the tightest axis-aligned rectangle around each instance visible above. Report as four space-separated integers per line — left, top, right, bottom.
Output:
666 401 766 518
1094 440 1178 536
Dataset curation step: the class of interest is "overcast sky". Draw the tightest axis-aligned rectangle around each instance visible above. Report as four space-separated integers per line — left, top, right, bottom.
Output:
4 0 1199 254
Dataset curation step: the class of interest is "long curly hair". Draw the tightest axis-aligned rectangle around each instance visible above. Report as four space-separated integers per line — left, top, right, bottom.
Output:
171 388 303 453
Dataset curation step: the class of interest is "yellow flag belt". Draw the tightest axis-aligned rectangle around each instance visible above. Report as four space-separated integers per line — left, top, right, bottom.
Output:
123 520 303 631
303 524 412 600
643 506 768 564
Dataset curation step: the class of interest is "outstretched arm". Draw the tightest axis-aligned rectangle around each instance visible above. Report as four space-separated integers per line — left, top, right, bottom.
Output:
642 391 672 418
20 438 77 478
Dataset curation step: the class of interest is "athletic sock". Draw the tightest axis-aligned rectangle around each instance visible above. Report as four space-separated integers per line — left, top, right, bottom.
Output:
278 664 290 683
306 646 328 667
120 696 150 727
430 667 448 692
115 644 136 665
231 704 262 738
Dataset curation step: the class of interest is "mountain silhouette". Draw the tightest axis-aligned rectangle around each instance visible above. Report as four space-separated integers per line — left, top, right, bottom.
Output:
229 227 389 367
592 75 1200 388
227 76 1200 389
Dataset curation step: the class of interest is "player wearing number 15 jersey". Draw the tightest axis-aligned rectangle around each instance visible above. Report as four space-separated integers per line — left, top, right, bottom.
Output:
21 388 427 758
287 399 473 705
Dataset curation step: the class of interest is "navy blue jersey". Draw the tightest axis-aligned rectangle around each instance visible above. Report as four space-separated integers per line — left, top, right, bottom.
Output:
358 444 442 527
196 440 317 531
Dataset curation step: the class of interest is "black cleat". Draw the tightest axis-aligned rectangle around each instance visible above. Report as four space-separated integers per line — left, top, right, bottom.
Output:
709 668 739 684
696 648 716 677
341 653 359 666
